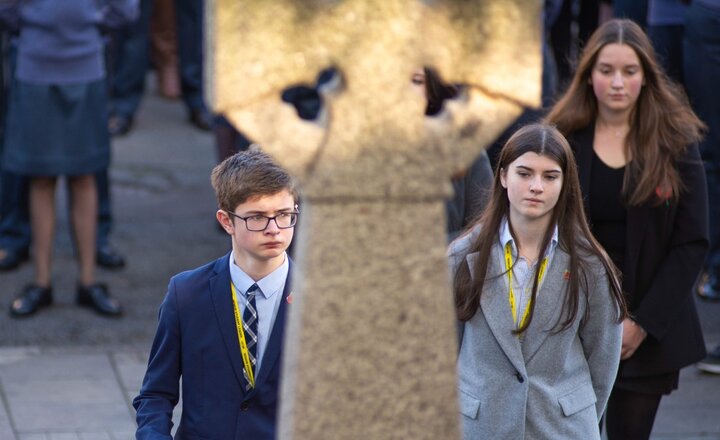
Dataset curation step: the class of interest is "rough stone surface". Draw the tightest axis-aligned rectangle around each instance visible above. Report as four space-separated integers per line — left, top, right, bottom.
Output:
206 1 543 438
282 201 458 438
207 0 542 194
0 353 133 432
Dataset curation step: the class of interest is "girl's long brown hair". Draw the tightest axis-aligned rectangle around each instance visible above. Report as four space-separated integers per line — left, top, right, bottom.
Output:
546 19 705 206
454 123 626 333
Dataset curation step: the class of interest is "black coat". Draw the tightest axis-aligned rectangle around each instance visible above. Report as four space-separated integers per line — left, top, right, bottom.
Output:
568 125 708 379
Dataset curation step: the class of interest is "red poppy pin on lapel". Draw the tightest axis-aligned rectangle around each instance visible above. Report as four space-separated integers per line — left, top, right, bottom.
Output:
286 292 293 304
563 270 571 280
655 185 672 207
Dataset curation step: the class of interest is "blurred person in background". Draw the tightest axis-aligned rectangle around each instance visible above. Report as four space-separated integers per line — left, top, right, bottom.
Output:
0 0 138 317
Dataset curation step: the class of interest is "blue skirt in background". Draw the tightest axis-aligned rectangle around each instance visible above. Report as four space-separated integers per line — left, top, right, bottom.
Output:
2 79 110 177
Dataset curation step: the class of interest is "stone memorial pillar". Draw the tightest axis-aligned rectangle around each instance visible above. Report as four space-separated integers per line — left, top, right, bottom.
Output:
205 1 542 438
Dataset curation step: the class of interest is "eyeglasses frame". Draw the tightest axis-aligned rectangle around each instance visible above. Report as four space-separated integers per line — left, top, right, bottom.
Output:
225 210 299 231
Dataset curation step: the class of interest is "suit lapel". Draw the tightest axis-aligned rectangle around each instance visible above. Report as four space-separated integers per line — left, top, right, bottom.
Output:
252 260 293 390
521 249 569 363
208 253 249 392
470 248 525 374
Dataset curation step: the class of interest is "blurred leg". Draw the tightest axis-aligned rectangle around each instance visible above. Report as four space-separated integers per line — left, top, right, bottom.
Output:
648 25 684 85
213 115 252 163
95 168 112 249
578 0 600 44
549 0 573 87
605 387 662 440
109 0 153 124
0 171 31 260
175 0 206 114
69 175 97 287
0 35 31 265
613 0 648 28
151 0 180 99
30 177 57 288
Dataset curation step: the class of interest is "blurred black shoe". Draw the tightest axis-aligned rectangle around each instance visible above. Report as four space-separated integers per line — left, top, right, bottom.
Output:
96 245 126 269
108 114 134 136
697 345 720 374
188 109 212 131
76 283 122 316
698 273 720 301
10 284 52 317
0 247 29 271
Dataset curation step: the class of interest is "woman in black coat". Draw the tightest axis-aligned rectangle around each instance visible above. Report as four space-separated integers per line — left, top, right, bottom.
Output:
547 19 708 440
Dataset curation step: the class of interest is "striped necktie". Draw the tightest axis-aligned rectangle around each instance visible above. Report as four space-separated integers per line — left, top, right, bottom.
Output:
242 283 259 390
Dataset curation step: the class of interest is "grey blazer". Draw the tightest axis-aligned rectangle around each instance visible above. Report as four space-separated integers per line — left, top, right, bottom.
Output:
449 227 622 440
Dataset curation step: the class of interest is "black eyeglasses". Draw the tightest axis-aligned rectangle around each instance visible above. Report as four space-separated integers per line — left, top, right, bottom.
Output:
226 211 299 231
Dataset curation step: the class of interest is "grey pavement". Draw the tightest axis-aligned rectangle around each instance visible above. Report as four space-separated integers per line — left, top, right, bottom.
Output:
0 83 718 439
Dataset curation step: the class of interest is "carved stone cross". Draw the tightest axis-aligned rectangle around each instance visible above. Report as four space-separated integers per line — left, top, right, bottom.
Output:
206 1 542 438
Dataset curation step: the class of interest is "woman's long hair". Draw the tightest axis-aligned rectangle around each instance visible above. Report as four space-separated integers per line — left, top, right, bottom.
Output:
454 123 626 333
546 19 704 206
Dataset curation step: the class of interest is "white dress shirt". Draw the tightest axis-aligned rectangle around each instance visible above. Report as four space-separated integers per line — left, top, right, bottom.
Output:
498 218 559 327
229 251 289 372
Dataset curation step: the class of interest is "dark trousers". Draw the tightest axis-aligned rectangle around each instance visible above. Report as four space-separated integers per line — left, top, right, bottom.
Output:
110 0 153 119
0 171 30 252
648 24 684 85
0 170 114 252
550 0 600 87
605 388 662 440
175 0 205 112
213 115 251 162
110 0 206 117
684 1 720 276
613 0 648 28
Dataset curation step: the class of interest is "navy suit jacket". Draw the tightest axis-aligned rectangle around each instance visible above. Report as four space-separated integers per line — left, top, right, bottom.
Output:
133 253 292 440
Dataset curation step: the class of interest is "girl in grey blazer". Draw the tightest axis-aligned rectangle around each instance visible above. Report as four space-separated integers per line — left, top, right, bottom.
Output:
450 123 626 439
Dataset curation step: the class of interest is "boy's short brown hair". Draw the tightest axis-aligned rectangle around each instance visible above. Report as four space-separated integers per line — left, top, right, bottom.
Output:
211 149 298 212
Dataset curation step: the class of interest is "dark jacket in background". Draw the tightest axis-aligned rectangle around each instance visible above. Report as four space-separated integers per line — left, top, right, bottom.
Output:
446 150 493 241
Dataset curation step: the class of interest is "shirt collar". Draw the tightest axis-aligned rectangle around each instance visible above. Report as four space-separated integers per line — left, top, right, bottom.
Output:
498 217 559 255
228 251 289 299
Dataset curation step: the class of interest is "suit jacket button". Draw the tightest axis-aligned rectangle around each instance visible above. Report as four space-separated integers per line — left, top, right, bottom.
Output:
241 401 250 411
516 372 525 383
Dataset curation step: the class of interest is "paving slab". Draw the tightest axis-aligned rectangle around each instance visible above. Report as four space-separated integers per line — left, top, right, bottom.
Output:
652 367 720 439
0 353 133 433
18 434 47 440
110 351 147 396
0 383 16 440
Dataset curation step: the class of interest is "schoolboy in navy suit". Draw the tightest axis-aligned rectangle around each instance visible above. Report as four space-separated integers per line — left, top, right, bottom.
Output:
134 149 299 440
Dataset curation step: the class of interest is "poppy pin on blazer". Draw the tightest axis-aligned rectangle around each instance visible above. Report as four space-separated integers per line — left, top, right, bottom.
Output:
286 292 293 304
563 270 571 280
655 184 672 201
